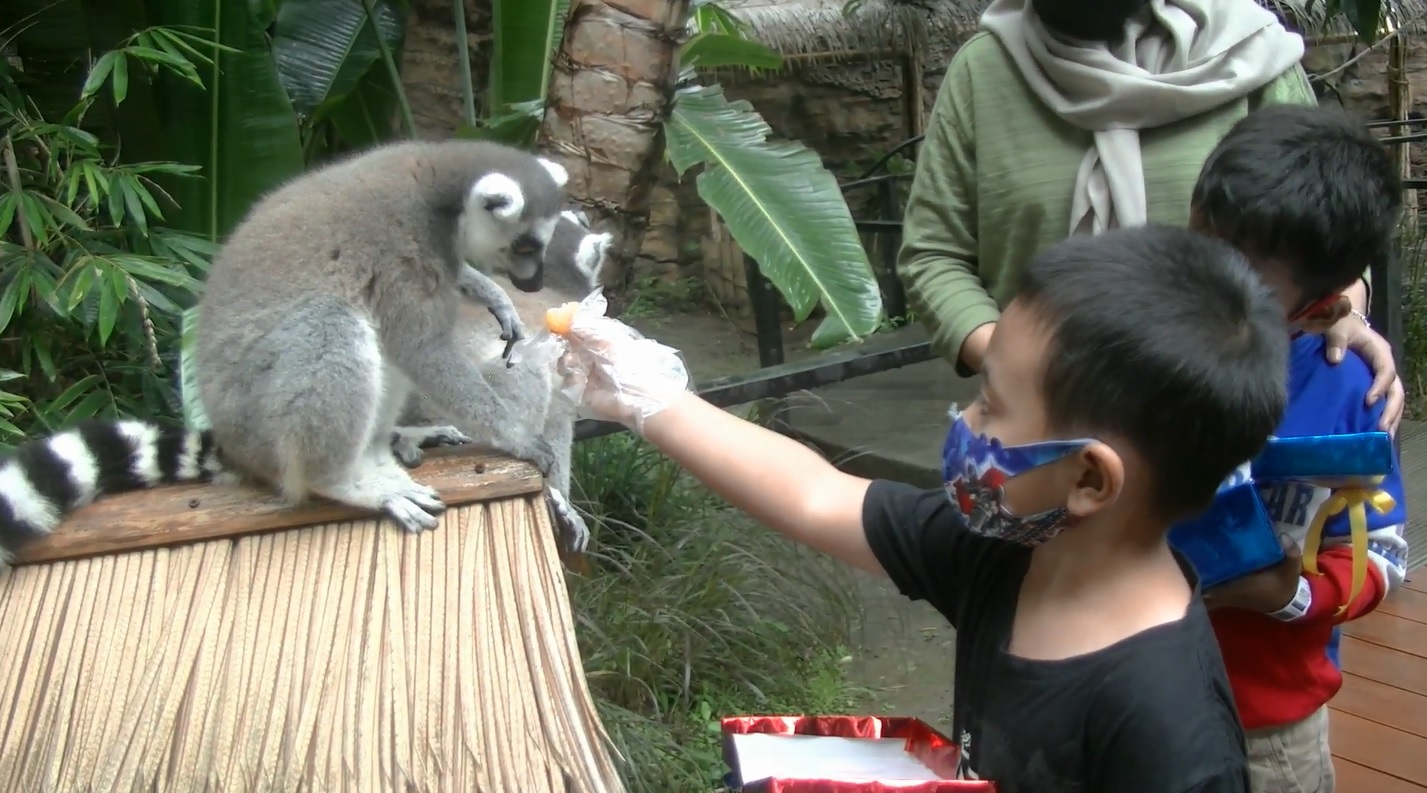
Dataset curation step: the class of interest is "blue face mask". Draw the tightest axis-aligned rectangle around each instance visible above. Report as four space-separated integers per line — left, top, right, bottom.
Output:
942 405 1095 547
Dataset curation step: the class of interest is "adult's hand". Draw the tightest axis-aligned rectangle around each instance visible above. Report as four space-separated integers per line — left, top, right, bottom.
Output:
1324 280 1403 435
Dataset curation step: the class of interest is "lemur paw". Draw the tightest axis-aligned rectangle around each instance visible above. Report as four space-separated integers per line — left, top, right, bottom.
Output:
548 489 590 553
380 480 446 533
391 425 474 468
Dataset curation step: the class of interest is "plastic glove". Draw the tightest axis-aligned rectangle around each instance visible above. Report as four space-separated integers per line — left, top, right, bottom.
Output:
517 291 691 432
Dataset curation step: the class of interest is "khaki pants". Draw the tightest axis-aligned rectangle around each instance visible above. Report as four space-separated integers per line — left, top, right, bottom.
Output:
1245 706 1335 793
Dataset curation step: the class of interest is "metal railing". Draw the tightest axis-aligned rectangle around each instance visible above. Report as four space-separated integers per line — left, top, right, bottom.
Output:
577 122 1413 441
575 136 932 440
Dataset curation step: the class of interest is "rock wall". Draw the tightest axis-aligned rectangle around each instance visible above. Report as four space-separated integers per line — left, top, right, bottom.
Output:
401 0 493 136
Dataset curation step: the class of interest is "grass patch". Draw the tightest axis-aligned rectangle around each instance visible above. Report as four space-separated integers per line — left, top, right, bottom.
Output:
621 274 708 319
569 433 860 792
1401 231 1427 418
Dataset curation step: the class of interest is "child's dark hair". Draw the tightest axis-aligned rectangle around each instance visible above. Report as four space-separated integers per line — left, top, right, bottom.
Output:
1017 226 1287 521
1192 104 1401 309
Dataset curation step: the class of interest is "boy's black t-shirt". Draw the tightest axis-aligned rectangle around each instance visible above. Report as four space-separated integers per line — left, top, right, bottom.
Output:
862 480 1250 793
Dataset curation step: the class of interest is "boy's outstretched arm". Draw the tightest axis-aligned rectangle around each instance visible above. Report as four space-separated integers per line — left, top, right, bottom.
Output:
641 392 885 576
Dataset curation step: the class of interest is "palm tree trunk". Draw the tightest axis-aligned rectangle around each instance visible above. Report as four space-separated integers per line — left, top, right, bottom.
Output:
537 0 692 313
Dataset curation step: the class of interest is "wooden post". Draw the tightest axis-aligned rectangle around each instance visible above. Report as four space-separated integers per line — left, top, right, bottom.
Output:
899 51 925 143
1388 30 1418 228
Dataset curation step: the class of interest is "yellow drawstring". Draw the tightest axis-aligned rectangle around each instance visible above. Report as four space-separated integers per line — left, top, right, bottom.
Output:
1300 476 1396 617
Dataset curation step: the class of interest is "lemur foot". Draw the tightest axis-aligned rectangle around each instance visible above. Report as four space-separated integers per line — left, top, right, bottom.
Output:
547 488 590 553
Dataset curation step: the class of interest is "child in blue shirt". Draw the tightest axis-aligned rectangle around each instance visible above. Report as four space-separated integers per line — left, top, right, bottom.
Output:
1185 104 1410 793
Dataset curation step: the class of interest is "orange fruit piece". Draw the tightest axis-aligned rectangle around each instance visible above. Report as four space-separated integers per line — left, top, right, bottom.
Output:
545 302 580 335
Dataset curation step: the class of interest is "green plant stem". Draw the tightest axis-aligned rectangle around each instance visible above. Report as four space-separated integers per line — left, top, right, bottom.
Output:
2 134 33 250
452 0 477 126
358 0 417 137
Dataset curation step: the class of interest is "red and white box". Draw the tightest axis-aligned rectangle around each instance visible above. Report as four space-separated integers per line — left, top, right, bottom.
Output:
722 715 997 792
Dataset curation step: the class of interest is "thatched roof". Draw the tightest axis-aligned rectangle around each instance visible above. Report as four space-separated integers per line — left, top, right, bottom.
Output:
722 0 979 61
723 0 1427 63
1267 0 1427 36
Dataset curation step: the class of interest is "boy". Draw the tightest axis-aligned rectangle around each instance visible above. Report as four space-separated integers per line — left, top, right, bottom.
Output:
1187 104 1410 792
562 225 1289 792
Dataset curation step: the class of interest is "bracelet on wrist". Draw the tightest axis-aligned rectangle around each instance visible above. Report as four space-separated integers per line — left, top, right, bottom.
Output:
1267 577 1313 622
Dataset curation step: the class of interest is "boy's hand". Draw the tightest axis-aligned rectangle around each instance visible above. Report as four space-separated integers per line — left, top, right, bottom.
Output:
1202 533 1303 614
560 319 691 432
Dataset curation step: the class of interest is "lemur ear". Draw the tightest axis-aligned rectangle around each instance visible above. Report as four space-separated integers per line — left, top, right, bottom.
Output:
469 173 524 221
537 157 568 188
560 208 590 229
577 232 613 280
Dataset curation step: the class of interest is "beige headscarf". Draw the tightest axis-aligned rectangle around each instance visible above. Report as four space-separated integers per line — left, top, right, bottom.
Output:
980 0 1306 236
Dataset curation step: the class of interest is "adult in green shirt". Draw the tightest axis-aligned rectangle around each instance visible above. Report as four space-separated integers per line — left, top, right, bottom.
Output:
899 0 1405 431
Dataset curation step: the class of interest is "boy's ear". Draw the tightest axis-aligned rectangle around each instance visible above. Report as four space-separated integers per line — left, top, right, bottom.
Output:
1066 442 1124 519
1296 294 1351 335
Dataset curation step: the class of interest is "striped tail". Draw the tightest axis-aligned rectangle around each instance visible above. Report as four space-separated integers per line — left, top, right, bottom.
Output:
0 420 224 563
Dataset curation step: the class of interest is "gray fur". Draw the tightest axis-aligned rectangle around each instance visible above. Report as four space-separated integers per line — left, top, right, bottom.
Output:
195 139 570 533
393 210 612 550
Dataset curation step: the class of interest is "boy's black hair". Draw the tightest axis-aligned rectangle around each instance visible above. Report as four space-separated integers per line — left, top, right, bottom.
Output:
1017 225 1287 521
1192 104 1402 311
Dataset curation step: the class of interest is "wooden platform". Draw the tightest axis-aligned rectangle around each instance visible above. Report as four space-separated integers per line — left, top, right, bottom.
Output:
1332 569 1427 791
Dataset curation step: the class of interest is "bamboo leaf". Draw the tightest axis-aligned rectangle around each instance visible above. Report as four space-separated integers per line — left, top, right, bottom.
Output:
81 51 119 101
97 269 122 344
45 375 105 417
665 84 883 347
111 49 130 105
0 266 29 333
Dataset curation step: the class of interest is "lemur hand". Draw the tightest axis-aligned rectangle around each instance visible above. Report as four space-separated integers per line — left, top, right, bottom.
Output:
559 318 690 433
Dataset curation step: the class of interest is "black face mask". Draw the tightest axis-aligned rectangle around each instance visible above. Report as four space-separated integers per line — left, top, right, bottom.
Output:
1031 0 1152 42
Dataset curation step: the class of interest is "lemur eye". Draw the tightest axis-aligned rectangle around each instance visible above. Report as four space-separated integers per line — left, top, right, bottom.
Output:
510 235 540 256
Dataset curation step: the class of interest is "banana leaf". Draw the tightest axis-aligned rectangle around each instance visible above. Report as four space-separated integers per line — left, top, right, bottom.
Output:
488 0 571 112
179 305 209 430
664 83 883 348
681 32 783 70
271 0 408 134
149 0 305 241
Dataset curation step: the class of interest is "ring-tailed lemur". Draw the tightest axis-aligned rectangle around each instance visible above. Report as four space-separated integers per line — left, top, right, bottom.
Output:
0 140 574 561
194 140 576 533
392 209 612 551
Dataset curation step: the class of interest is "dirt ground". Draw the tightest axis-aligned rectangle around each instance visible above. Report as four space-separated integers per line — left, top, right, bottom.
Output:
625 310 957 728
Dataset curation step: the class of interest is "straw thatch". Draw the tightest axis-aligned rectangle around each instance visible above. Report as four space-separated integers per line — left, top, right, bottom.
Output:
723 0 1427 63
0 449 623 793
722 0 979 61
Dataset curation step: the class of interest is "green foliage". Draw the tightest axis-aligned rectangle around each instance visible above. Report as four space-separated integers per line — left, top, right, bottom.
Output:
570 434 858 791
0 38 217 449
684 0 783 70
273 0 415 158
8 0 412 245
1309 0 1385 43
456 0 569 148
1399 229 1427 419
666 84 885 348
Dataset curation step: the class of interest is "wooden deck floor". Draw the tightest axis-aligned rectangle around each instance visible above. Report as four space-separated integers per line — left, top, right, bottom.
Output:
1333 569 1427 791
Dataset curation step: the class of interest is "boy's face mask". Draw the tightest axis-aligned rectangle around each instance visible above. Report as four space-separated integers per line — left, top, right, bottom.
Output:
942 405 1094 547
